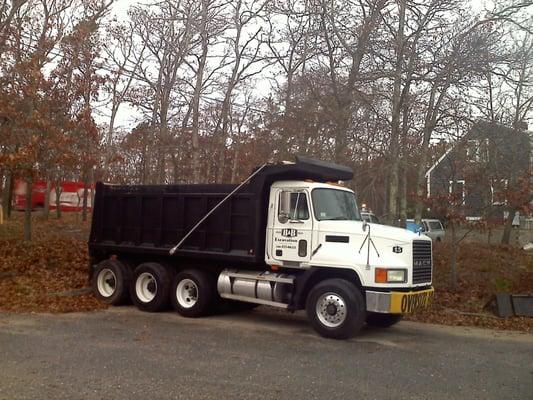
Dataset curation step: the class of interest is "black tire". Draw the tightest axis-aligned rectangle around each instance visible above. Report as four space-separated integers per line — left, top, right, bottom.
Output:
92 259 131 305
170 270 215 317
366 313 403 327
130 262 171 312
305 279 366 339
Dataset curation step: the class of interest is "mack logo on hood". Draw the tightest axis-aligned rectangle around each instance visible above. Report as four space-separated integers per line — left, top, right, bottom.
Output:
414 259 431 267
281 228 298 238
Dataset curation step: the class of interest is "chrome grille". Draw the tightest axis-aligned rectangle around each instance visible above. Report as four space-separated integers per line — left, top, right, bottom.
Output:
412 240 432 284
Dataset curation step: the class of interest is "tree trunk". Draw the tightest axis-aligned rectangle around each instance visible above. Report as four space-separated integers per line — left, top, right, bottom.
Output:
171 153 180 184
501 210 513 245
140 138 148 185
157 118 169 184
382 173 389 218
24 176 32 242
89 167 95 216
450 222 457 290
103 107 118 180
2 171 13 219
216 110 230 183
190 0 209 184
206 157 212 183
388 166 399 225
399 166 407 226
386 0 406 226
230 145 240 183
82 169 89 222
55 182 62 219
43 179 51 219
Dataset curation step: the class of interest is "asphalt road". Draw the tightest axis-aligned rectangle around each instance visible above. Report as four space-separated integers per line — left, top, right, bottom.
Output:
0 307 532 400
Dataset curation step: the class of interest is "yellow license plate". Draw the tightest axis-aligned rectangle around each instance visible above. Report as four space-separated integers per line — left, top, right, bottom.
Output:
390 288 434 314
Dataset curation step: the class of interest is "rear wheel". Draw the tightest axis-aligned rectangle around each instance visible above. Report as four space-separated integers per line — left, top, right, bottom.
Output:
366 313 403 327
171 270 215 317
92 259 131 305
131 262 171 312
306 279 365 339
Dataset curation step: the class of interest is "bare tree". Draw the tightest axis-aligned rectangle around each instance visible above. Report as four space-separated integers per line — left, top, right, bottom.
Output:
183 0 229 183
128 0 198 183
101 20 145 176
213 0 270 182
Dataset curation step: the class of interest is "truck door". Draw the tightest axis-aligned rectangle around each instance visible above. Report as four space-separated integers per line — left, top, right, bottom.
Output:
271 190 313 264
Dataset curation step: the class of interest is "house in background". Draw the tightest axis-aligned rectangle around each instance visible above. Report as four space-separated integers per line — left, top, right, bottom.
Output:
425 121 531 221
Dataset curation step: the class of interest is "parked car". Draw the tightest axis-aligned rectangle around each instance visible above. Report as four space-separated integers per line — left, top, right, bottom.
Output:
405 221 423 233
407 219 445 242
360 211 380 224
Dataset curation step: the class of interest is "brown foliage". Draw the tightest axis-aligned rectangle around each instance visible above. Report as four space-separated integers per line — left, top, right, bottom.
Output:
0 214 106 313
406 241 533 332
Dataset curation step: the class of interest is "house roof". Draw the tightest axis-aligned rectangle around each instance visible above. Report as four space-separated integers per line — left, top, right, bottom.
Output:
425 147 453 179
425 121 531 179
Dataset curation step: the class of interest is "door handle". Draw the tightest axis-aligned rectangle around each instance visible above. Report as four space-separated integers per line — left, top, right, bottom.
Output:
289 220 304 224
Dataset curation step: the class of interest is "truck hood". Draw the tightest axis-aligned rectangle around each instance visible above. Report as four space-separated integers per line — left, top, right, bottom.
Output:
317 220 427 243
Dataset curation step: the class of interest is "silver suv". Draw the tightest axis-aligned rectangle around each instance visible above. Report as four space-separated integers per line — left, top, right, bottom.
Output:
361 211 380 224
407 219 445 242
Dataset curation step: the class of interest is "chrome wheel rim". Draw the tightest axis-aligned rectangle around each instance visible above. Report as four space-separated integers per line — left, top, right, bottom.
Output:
316 292 347 328
176 279 198 309
136 272 157 303
97 268 116 297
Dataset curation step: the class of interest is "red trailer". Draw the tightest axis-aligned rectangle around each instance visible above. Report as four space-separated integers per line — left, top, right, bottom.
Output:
13 180 93 212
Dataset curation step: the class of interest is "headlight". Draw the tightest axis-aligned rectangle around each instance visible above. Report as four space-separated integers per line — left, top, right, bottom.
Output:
375 268 407 283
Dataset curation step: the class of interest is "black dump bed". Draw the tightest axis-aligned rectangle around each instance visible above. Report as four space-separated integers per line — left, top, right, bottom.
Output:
88 156 353 266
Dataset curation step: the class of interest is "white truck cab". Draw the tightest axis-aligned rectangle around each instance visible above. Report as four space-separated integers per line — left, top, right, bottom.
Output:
266 180 433 316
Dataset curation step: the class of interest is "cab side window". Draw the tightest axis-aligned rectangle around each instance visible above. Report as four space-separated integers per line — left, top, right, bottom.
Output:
278 191 309 223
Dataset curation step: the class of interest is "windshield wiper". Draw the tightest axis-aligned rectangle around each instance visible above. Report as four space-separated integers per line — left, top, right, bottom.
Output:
321 216 349 221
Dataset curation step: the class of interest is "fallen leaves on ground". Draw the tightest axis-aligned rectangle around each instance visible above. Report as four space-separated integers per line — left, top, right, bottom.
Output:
0 213 106 313
405 241 533 333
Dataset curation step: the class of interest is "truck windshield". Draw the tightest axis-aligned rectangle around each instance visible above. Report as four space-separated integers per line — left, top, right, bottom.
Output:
312 189 361 221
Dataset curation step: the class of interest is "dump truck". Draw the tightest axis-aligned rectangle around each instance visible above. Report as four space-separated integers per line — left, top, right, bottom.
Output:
89 156 434 339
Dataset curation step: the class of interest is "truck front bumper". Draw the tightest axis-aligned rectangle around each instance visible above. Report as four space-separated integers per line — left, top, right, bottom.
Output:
366 287 434 314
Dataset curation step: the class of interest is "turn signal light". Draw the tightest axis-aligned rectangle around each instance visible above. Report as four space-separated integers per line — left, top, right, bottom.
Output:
375 268 388 283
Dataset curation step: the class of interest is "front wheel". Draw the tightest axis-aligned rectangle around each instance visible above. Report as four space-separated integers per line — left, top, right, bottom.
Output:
366 313 403 327
305 279 366 339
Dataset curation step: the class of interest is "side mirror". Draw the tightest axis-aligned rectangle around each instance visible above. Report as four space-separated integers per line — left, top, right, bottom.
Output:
278 212 289 224
362 220 368 232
